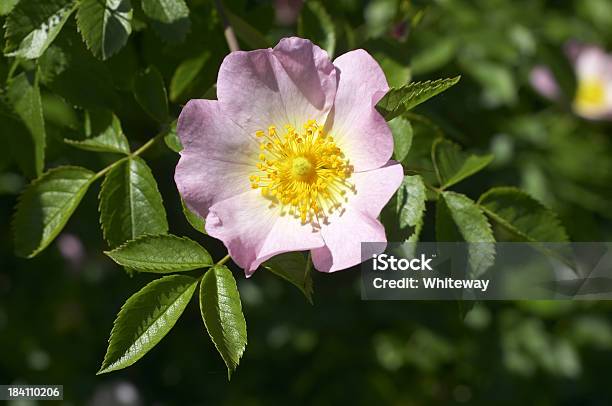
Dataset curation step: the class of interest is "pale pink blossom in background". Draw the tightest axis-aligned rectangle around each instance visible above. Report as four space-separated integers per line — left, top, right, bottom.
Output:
275 0 304 26
530 41 612 120
175 37 402 275
57 233 85 269
529 65 561 101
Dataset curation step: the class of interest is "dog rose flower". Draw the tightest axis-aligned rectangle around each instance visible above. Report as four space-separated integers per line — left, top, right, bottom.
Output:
530 42 612 120
175 37 403 275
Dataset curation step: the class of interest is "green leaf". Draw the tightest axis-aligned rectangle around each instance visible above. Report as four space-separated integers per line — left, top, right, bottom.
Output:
133 66 168 123
388 115 413 162
382 175 427 243
141 0 190 43
397 175 427 242
264 252 313 304
225 9 270 50
99 157 168 248
376 76 461 121
438 191 495 278
3 0 76 59
65 114 129 154
298 1 335 58
181 198 205 234
200 265 247 379
7 71 46 177
169 52 210 103
478 187 569 242
76 0 133 60
141 0 188 24
0 0 19 16
98 274 198 374
432 138 493 189
163 120 182 153
13 166 94 258
105 234 212 273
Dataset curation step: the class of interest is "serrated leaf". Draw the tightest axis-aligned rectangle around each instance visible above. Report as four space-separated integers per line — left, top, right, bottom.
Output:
141 0 188 24
7 71 46 177
76 0 132 60
13 166 94 257
389 115 413 162
264 252 313 304
397 175 427 242
200 265 247 379
478 187 569 242
98 274 198 374
432 138 493 189
438 192 495 278
376 76 461 121
298 1 335 58
65 114 129 154
169 52 209 103
381 175 427 242
105 234 212 273
3 0 75 59
181 198 205 234
225 9 270 50
99 157 168 248
133 66 168 122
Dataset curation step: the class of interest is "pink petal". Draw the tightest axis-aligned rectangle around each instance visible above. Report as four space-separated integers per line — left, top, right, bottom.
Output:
175 99 258 219
326 49 393 172
312 162 404 272
217 37 337 135
206 190 325 276
529 66 561 101
575 46 611 80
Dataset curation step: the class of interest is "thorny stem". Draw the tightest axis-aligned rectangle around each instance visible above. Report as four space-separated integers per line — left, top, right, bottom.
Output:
214 0 240 53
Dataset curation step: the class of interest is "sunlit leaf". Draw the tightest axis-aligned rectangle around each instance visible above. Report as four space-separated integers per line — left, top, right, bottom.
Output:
65 114 129 154
7 71 46 177
200 265 247 379
376 76 461 121
388 115 413 162
105 234 212 273
13 166 94 257
98 274 198 374
225 9 270 50
98 157 168 248
77 0 133 60
170 52 210 103
4 0 76 59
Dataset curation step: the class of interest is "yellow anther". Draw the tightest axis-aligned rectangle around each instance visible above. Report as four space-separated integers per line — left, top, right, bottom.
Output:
248 119 354 223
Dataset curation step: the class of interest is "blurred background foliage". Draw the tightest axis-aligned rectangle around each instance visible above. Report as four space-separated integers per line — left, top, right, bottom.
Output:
2 0 612 404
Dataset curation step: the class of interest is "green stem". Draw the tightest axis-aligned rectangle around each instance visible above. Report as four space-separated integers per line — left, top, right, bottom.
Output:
7 59 19 81
92 134 162 181
216 254 231 266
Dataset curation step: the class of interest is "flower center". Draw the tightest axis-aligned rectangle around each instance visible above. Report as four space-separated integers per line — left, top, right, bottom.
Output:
249 120 355 224
575 78 605 109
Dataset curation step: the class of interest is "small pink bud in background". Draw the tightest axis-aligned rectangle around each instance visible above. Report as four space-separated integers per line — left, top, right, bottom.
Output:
57 233 85 269
275 0 304 26
530 65 561 101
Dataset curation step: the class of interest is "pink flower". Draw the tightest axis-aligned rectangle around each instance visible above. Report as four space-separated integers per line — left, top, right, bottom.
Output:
530 42 612 120
175 37 403 275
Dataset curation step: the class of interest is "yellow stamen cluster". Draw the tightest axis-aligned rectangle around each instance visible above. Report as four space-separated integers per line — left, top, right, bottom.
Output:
574 78 605 110
249 120 355 224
